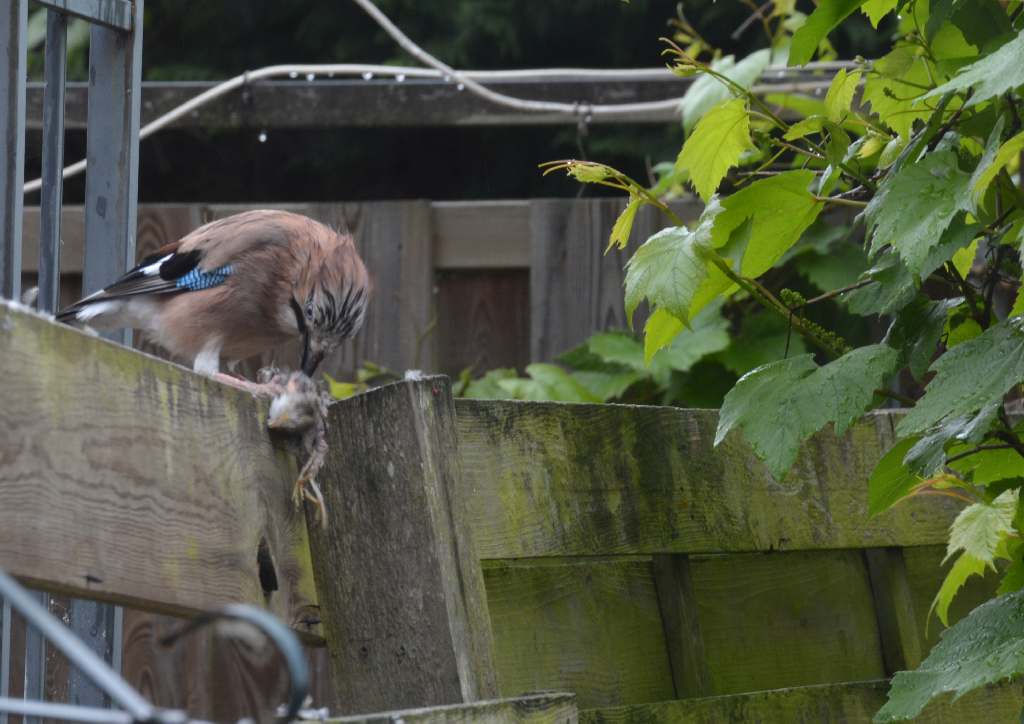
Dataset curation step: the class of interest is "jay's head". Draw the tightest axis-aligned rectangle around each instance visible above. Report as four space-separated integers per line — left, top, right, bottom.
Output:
291 235 370 376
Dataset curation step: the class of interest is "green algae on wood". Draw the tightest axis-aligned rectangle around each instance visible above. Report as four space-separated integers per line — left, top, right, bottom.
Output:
455 399 959 558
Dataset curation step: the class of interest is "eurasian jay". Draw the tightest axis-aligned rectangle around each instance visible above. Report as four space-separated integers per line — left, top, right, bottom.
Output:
57 209 370 380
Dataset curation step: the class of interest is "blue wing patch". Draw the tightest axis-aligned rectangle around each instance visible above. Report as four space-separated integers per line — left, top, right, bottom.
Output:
175 264 234 291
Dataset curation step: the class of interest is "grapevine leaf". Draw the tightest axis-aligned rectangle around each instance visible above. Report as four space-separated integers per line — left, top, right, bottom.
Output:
883 297 962 380
783 115 827 141
572 369 644 401
948 446 1024 486
947 490 1018 566
924 28 1024 107
586 332 644 370
861 45 933 138
903 403 999 476
950 238 979 278
845 253 919 316
824 68 862 121
972 130 1024 208
868 437 921 516
643 308 684 363
711 170 824 278
790 0 867 67
861 0 897 27
608 196 641 251
679 50 770 134
897 318 1024 437
677 98 753 201
716 344 898 477
864 149 971 274
624 226 708 325
650 302 730 372
462 368 520 399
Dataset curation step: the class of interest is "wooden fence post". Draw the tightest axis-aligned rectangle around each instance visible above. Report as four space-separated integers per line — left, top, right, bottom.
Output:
307 375 498 714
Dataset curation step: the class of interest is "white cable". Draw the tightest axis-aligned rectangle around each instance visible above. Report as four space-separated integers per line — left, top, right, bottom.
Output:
22 0 851 194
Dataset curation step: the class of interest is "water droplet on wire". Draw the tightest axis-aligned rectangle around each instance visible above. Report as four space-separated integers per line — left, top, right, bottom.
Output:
362 71 374 81
306 73 315 81
456 82 465 91
288 71 298 79
396 73 406 82
258 130 268 143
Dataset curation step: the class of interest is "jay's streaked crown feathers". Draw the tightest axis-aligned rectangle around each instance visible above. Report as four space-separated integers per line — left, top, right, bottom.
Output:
57 210 369 376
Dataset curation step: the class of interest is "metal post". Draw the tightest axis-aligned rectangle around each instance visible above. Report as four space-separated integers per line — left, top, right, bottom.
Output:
82 0 143 344
23 593 46 724
38 10 68 314
0 0 27 301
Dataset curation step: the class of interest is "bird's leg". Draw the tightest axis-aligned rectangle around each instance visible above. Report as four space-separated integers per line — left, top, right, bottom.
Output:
211 372 280 398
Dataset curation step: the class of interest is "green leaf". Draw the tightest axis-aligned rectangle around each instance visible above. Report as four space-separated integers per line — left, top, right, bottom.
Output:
643 308 685 363
946 317 983 348
652 302 730 374
949 446 1024 486
711 170 825 278
679 50 771 135
572 369 644 401
586 331 645 371
924 28 1024 108
862 45 933 138
462 368 519 399
864 149 971 275
845 254 919 316
903 403 999 476
824 69 862 122
878 588 1024 721
884 297 962 380
677 98 753 201
789 0 867 67
861 0 897 27
947 490 1018 566
624 203 720 324
972 131 1024 207
868 437 922 516
927 552 989 632
950 238 978 278
716 311 808 376
507 363 602 403
608 196 641 251
783 115 827 141
716 344 898 477
898 319 1024 437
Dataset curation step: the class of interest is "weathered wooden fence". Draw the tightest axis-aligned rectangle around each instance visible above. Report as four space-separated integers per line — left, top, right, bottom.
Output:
18 198 702 379
2 300 1022 722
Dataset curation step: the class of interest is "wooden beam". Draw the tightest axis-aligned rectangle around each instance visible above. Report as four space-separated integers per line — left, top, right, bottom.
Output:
26 78 693 129
454 400 962 558
864 548 923 675
0 302 321 640
651 555 709 699
20 201 534 275
307 376 498 713
578 680 1024 723
328 692 578 723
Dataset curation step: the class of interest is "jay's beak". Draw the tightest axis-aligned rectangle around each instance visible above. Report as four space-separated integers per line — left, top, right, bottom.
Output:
300 333 325 376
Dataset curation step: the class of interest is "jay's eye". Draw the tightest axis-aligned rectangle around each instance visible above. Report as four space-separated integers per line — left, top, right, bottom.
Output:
304 303 314 319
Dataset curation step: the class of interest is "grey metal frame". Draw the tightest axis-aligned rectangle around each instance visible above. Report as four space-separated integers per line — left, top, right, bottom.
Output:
1 0 144 713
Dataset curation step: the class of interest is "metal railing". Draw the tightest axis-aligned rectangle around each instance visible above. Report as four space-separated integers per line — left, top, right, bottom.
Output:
0 1 142 719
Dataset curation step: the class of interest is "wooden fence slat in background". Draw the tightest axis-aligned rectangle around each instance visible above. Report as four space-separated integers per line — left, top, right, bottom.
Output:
328 692 578 724
307 376 498 714
651 555 709 699
454 400 962 559
0 303 319 637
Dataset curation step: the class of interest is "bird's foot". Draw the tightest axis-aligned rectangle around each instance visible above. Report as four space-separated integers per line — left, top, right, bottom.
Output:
212 372 281 398
293 475 328 529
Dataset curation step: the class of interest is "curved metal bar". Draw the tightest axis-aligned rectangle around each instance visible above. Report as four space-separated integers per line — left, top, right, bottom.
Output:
160 603 310 721
0 571 155 721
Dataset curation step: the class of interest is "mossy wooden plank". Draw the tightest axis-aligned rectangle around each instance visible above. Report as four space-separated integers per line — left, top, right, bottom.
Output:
455 400 960 558
902 545 1003 654
328 692 578 723
307 378 498 713
689 550 886 695
0 303 319 637
652 555 710 698
865 547 923 674
579 680 1024 723
482 557 674 708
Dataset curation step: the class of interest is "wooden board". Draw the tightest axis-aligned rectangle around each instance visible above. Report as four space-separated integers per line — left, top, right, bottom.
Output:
307 377 498 714
902 545 1003 654
0 302 319 637
482 557 674 708
328 692 578 724
688 550 885 695
433 201 531 269
529 199 701 361
580 680 1024 723
437 270 531 377
455 400 961 558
